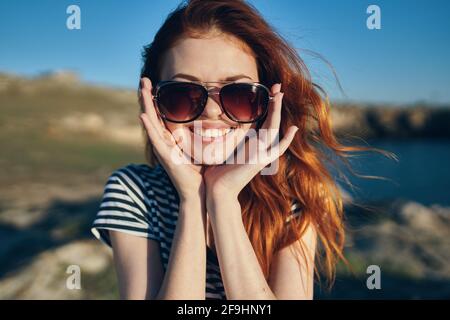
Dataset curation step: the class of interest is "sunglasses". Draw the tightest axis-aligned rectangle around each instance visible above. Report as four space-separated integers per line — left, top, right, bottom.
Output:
151 80 274 123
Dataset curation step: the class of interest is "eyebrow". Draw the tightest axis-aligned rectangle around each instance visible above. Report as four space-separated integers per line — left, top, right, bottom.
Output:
170 73 254 82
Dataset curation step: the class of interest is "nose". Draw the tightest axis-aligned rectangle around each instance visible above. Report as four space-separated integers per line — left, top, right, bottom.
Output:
199 87 223 120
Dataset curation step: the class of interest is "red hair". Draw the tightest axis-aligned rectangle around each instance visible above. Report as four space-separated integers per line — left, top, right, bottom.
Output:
139 0 394 287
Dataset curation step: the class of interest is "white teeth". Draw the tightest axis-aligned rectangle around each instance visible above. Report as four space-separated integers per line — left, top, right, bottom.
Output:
192 128 232 138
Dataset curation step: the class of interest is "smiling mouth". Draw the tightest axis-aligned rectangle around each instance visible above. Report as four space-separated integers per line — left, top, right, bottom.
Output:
188 126 236 139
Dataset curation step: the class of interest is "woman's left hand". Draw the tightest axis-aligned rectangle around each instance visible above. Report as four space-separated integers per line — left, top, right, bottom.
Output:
203 83 299 201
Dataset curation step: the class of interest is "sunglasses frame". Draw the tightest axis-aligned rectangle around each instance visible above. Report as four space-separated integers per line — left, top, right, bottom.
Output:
151 80 274 124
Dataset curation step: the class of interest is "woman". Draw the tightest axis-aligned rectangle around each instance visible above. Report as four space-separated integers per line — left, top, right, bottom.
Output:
91 0 381 300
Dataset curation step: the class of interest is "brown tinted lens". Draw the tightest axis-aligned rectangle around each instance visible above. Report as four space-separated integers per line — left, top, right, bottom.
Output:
157 83 205 122
221 83 268 122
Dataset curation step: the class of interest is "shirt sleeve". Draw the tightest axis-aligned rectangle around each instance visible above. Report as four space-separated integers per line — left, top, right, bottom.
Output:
285 200 302 224
91 166 160 247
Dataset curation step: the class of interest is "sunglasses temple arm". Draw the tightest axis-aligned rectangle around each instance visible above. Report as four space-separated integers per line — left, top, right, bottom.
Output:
148 96 165 121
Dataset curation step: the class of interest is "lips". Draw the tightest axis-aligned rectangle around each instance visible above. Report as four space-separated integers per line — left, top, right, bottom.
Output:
195 127 232 137
187 121 238 140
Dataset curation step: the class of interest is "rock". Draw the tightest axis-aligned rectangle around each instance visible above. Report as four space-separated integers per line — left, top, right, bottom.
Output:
59 112 105 134
346 200 450 281
54 112 143 146
393 201 450 235
0 240 115 299
36 70 80 84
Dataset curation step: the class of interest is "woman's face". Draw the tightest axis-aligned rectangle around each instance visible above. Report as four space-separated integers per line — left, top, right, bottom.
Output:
158 34 259 165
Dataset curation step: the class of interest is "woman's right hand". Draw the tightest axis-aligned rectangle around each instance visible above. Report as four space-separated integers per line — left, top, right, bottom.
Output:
138 77 204 202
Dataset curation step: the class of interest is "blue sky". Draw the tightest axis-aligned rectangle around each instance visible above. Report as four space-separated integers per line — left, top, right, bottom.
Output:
0 0 449 105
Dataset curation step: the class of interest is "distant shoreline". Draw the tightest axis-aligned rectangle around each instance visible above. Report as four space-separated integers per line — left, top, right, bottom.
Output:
331 103 450 139
2 70 450 139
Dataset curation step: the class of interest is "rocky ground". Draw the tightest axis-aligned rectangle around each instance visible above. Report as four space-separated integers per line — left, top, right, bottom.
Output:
0 181 448 299
317 199 450 299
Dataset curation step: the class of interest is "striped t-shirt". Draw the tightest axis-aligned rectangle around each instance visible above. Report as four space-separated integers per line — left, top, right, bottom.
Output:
91 163 302 299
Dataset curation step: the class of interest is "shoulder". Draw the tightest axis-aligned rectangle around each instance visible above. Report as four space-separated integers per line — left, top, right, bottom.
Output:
110 162 161 180
92 163 166 246
106 162 179 205
106 163 165 192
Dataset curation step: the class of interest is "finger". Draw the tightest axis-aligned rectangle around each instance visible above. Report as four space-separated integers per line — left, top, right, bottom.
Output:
140 77 165 136
264 125 298 164
141 112 180 151
233 127 259 164
139 112 165 148
261 83 283 131
139 78 179 147
260 83 283 147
